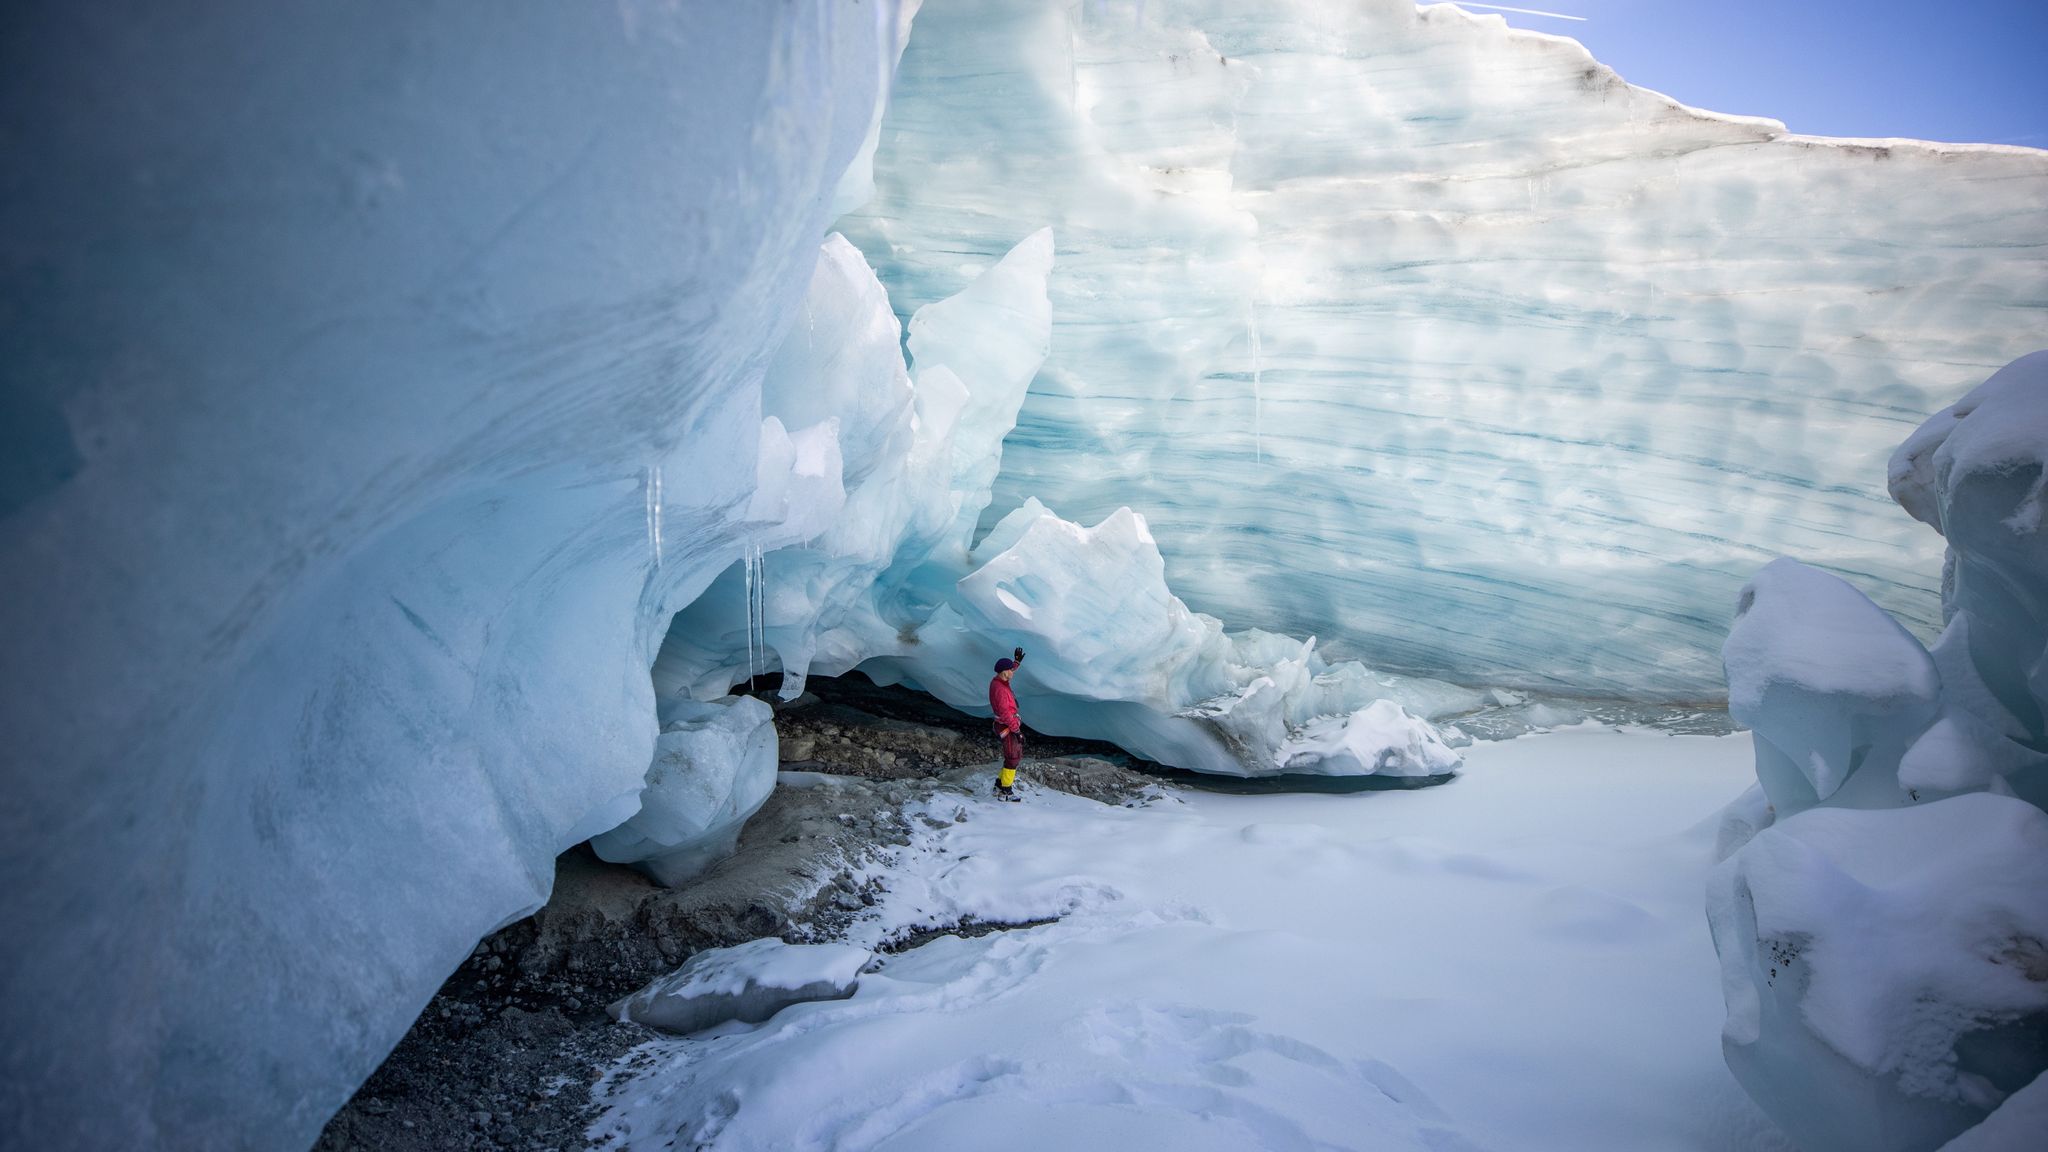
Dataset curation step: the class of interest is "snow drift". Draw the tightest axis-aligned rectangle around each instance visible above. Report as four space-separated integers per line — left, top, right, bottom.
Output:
1711 351 2048 1151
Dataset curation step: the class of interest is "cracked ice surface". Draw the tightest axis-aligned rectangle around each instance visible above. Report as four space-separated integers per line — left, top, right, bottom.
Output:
839 0 2048 700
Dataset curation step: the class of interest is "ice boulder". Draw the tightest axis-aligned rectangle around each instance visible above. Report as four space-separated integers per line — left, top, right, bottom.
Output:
589 697 779 888
1722 558 1940 815
867 500 1462 778
1714 352 2048 1151
1889 350 2048 811
611 939 872 1035
1707 794 2048 1152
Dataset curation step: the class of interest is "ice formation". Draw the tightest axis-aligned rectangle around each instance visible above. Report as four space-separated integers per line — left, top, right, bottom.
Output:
841 0 2048 699
1711 352 2048 1151
0 3 898 1149
589 696 780 888
651 228 1461 779
864 499 1463 777
610 939 871 1035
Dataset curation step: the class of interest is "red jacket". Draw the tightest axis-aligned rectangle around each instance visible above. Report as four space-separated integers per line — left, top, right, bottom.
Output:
989 676 1020 732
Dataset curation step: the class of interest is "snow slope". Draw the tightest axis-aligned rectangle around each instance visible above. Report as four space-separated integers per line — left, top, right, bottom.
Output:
594 728 1794 1151
841 0 2048 699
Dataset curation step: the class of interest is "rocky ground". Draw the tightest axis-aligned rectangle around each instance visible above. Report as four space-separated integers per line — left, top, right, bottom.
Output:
315 675 1166 1152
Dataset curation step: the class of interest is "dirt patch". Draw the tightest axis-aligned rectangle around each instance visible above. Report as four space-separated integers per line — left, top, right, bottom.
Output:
316 772 945 1152
877 916 1064 955
772 671 1156 781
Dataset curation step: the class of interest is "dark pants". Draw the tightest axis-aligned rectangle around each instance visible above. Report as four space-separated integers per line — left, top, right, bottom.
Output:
999 725 1023 770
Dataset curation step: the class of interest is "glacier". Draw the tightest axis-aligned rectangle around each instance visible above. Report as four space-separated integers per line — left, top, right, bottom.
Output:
840 0 2048 700
3 0 2045 1149
1710 352 2048 1152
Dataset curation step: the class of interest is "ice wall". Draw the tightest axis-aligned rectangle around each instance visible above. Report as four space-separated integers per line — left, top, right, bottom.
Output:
0 3 896 1149
841 0 2048 699
1710 352 2048 1152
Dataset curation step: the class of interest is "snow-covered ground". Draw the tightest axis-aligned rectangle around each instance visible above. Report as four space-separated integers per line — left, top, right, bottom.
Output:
593 726 1795 1151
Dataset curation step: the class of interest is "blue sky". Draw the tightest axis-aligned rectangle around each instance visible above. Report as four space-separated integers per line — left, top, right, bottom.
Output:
1447 0 2048 146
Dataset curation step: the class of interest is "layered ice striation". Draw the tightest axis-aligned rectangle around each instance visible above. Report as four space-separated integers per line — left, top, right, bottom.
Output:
841 0 2048 700
1710 352 2048 1152
0 3 898 1149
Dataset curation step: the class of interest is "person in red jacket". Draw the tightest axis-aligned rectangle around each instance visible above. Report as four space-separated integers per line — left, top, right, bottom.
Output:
990 647 1026 801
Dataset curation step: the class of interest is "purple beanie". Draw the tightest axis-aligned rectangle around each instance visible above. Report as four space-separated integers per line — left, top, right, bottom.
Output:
994 657 1017 673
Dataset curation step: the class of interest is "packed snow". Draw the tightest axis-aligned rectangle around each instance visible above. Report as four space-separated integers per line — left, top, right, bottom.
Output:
841 0 2048 699
592 728 1794 1151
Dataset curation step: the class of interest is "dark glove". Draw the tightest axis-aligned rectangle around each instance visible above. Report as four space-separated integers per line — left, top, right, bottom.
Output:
1013 647 1026 663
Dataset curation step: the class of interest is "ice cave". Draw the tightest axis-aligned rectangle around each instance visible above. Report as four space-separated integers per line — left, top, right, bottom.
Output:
2 1 2044 1150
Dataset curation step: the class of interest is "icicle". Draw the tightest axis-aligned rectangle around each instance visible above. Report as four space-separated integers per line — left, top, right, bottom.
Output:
753 543 767 690
650 464 663 569
643 465 660 568
742 544 756 691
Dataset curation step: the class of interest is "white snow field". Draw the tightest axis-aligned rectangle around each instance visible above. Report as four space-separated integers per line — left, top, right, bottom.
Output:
842 0 2048 699
593 728 1797 1152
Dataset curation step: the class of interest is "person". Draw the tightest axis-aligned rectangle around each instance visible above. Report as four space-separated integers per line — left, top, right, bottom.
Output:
989 647 1026 801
